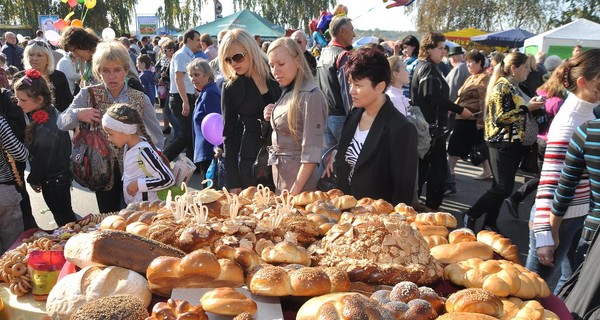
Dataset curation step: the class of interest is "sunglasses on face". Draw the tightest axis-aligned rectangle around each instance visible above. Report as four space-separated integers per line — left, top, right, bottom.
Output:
224 52 247 64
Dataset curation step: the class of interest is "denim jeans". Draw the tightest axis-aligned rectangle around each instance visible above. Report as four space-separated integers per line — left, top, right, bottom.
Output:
161 96 181 139
525 209 586 295
323 115 346 155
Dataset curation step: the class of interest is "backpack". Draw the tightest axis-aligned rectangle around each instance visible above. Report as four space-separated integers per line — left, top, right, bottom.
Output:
405 105 432 159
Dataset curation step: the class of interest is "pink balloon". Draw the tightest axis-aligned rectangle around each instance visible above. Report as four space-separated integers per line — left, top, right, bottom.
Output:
68 0 78 7
201 113 224 146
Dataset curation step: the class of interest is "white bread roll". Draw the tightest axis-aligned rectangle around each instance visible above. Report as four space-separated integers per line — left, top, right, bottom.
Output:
46 266 151 320
477 230 520 263
430 242 494 264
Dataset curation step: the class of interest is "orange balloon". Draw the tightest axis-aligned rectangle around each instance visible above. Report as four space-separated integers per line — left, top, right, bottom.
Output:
71 19 83 27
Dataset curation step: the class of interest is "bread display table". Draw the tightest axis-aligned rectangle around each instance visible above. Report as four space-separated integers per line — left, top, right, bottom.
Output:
0 284 48 320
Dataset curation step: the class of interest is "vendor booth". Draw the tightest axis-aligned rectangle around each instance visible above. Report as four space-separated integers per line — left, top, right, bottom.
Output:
524 18 600 59
185 9 285 40
443 28 487 48
471 28 535 48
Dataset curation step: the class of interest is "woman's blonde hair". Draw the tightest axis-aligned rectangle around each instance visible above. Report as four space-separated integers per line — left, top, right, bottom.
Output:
92 41 131 81
23 41 55 74
486 52 528 104
267 37 316 142
218 28 270 87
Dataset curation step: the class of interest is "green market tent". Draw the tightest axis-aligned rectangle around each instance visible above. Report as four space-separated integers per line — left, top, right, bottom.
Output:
186 9 285 40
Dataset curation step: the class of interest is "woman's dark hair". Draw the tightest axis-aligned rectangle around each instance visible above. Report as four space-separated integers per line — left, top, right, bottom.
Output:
13 72 53 145
345 47 391 89
466 51 486 70
60 26 99 52
418 33 445 60
137 54 152 69
105 103 158 151
401 35 419 57
562 48 600 93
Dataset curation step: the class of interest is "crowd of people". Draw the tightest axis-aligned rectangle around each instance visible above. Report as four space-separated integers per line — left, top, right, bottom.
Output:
2 16 600 314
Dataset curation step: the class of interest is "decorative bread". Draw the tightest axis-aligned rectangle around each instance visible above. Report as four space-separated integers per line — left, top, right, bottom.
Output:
247 264 350 296
430 242 494 264
357 197 395 214
293 191 330 206
444 258 551 299
305 200 341 221
146 250 244 296
415 212 458 228
423 235 449 248
213 245 262 273
256 240 311 266
501 297 560 320
449 228 477 244
200 287 257 316
69 294 149 320
316 213 443 285
147 299 208 320
369 282 445 315
330 195 358 210
46 266 151 319
64 229 185 275
445 288 503 318
477 230 520 263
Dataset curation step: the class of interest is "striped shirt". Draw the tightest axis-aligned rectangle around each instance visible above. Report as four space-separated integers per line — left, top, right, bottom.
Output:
0 116 28 183
533 94 595 248
553 119 600 240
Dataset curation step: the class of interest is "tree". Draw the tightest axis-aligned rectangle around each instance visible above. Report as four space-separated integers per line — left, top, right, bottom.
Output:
158 0 208 31
550 0 600 26
231 0 336 30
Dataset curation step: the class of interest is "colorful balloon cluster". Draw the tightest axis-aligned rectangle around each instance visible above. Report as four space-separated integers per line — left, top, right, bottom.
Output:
52 0 97 32
309 4 348 55
383 0 416 9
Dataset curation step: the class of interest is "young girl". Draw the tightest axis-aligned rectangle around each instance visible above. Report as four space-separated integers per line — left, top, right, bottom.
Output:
101 103 174 204
0 115 28 254
13 69 77 227
137 54 156 106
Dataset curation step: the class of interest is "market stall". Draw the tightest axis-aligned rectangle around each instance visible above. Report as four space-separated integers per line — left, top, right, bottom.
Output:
524 18 600 59
0 185 572 319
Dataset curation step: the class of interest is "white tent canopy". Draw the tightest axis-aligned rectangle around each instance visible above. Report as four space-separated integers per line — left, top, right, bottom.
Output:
524 18 600 58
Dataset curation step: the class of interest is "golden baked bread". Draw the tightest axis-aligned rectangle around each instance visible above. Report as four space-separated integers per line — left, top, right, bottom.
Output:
326 188 345 198
445 288 503 318
501 297 560 320
437 312 499 320
305 200 341 220
444 258 551 299
316 213 443 285
449 228 477 244
125 221 149 237
356 197 395 214
477 230 520 263
100 215 127 231
293 191 330 206
147 298 208 320
200 287 257 316
415 212 458 228
64 230 185 275
415 224 450 237
213 245 262 274
247 264 350 296
430 242 494 264
146 250 244 296
258 240 311 266
70 294 149 320
330 195 358 211
394 203 418 223
423 235 449 248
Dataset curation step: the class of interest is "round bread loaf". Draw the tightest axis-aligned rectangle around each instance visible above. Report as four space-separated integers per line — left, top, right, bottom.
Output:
200 287 257 316
148 298 208 320
445 288 503 318
69 294 149 320
100 215 126 231
125 221 149 237
260 241 311 266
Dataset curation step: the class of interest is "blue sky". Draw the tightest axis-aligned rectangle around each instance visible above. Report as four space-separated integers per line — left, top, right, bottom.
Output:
134 0 416 31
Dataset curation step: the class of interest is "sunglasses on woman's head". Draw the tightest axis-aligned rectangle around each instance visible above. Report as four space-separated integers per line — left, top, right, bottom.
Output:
28 40 50 49
224 52 247 64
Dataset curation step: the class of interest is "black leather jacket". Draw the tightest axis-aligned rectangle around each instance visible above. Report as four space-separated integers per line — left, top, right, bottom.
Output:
26 107 72 186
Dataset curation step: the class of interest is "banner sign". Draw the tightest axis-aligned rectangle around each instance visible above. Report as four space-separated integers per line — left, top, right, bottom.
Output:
137 16 158 36
39 15 59 33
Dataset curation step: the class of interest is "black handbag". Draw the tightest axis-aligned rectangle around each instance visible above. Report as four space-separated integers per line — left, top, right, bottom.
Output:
470 141 487 166
252 119 275 190
520 143 540 174
317 144 338 192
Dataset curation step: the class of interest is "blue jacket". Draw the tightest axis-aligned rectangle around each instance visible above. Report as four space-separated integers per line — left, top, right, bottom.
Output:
192 81 221 163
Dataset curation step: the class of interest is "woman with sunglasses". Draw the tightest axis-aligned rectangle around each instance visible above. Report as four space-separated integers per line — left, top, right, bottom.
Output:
14 40 73 112
219 29 281 194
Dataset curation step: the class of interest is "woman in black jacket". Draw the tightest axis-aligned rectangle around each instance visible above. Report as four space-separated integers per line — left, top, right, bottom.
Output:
333 47 418 205
410 33 472 210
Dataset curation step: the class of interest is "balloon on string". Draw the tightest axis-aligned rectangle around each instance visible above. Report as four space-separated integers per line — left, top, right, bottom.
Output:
102 28 116 41
85 0 96 9
16 34 25 43
78 0 85 3
68 0 78 8
53 19 67 31
45 30 60 44
201 113 224 146
60 0 67 2
71 19 83 27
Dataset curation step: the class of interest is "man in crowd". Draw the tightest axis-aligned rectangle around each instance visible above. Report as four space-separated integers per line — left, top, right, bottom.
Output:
1 32 24 70
201 33 217 61
163 29 202 163
291 30 317 76
446 46 469 102
316 16 355 153
140 36 156 64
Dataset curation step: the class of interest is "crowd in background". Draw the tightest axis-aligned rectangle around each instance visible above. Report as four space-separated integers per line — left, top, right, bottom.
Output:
2 16 600 311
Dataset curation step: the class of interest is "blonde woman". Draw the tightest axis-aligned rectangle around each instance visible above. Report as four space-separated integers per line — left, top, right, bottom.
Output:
219 29 281 194
263 37 327 194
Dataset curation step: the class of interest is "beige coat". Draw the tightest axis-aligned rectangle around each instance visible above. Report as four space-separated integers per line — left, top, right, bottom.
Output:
455 72 490 127
269 80 327 193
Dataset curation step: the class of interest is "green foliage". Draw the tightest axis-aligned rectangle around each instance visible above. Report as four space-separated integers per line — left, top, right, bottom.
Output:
549 0 600 26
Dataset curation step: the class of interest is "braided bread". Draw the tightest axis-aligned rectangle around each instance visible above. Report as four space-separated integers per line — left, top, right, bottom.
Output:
247 264 350 296
501 297 560 320
477 230 520 263
423 235 449 248
415 212 457 228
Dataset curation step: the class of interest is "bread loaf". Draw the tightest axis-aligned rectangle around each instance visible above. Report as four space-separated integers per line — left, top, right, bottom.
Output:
70 294 149 320
357 197 394 214
100 215 126 231
330 195 358 210
259 241 311 266
477 230 520 263
430 242 494 264
147 250 244 296
437 312 499 319
305 200 342 220
415 225 449 237
395 203 417 223
46 266 151 319
449 228 476 244
200 287 257 316
293 191 330 206
423 235 449 248
444 258 550 299
326 188 344 198
445 288 503 318
213 245 262 273
415 212 457 228
147 299 208 320
501 297 559 320
64 230 185 274
125 221 149 237
247 264 350 296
